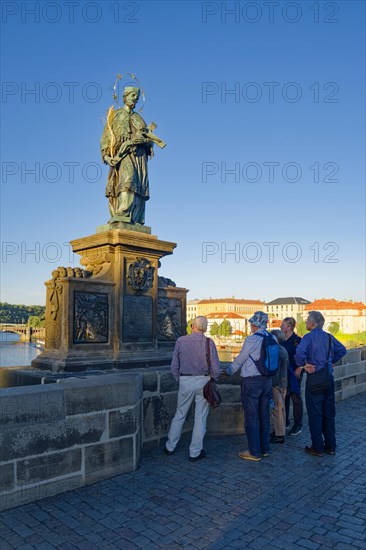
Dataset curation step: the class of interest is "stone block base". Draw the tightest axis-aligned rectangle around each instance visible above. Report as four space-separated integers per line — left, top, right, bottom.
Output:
0 372 142 512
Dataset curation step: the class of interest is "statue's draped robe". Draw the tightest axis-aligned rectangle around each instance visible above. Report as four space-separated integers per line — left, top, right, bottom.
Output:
100 107 153 224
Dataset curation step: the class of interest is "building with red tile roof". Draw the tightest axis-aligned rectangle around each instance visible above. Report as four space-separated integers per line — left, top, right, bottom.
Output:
205 311 248 336
303 299 366 334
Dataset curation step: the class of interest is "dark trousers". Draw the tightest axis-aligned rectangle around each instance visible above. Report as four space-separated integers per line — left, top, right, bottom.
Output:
285 391 303 428
305 378 336 452
241 376 272 458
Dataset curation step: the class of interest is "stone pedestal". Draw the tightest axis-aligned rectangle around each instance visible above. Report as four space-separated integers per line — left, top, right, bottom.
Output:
32 228 187 372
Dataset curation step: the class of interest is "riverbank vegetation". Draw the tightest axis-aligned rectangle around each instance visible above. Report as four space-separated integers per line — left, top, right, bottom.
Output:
0 303 46 326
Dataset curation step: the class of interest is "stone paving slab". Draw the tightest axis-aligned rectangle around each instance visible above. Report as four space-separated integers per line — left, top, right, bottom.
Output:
1 393 365 549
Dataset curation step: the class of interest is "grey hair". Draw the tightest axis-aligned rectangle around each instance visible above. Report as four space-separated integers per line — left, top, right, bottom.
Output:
192 316 208 332
271 329 285 344
282 317 296 330
307 311 325 328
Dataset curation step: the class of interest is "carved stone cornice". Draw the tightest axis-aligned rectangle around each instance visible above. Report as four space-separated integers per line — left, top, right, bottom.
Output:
70 229 176 259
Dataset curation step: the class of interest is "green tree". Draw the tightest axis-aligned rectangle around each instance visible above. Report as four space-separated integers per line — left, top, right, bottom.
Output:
218 319 232 337
186 319 193 334
0 302 46 324
28 315 45 328
328 322 340 335
210 322 219 337
297 320 308 336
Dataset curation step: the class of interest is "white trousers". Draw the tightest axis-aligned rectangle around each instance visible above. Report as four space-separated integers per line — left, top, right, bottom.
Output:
166 375 210 458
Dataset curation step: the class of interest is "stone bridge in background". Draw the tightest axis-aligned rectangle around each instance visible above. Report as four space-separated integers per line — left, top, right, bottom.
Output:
0 324 45 342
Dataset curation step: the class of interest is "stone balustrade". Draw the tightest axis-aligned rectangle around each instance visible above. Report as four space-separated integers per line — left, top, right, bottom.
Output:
0 346 364 511
0 374 142 512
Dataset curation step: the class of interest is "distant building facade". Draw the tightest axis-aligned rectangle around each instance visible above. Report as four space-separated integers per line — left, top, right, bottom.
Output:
187 300 200 321
303 299 366 334
197 298 264 317
265 297 311 323
188 296 365 335
186 297 264 332
205 312 247 336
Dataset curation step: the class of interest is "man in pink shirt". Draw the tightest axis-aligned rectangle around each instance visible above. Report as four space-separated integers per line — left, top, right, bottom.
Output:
165 316 220 461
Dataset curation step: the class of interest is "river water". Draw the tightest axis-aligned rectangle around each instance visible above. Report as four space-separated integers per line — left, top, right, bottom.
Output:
0 332 42 367
0 333 243 366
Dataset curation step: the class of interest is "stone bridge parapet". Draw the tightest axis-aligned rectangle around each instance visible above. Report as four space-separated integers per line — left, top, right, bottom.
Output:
0 346 365 511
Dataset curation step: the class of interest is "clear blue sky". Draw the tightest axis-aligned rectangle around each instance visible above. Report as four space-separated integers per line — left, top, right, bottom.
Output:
1 0 365 305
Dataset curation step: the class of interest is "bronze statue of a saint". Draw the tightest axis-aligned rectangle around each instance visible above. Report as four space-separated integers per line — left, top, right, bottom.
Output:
100 86 165 225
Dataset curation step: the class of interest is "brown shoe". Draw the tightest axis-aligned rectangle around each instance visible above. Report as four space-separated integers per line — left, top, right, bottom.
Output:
323 446 336 455
305 446 324 457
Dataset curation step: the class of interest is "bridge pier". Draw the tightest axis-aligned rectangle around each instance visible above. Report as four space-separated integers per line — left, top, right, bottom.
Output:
20 328 33 342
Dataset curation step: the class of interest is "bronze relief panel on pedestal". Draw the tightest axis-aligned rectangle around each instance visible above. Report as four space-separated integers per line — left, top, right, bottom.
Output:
73 291 109 344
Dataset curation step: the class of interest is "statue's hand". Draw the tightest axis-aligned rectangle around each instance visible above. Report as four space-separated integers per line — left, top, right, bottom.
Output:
132 136 147 145
104 155 119 167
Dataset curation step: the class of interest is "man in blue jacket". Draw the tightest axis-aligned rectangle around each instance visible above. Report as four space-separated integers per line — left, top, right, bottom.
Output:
225 311 273 462
295 311 347 457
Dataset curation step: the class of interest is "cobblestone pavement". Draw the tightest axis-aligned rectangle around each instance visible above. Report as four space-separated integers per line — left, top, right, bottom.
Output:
1 394 365 549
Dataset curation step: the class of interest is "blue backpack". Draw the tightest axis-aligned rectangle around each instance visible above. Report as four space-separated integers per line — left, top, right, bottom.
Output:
249 331 279 376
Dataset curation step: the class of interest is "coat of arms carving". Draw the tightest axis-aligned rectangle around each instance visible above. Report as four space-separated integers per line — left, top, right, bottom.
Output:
127 257 155 293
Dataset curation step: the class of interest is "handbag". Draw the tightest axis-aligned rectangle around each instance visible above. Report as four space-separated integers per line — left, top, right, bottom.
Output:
307 334 332 395
203 338 221 408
